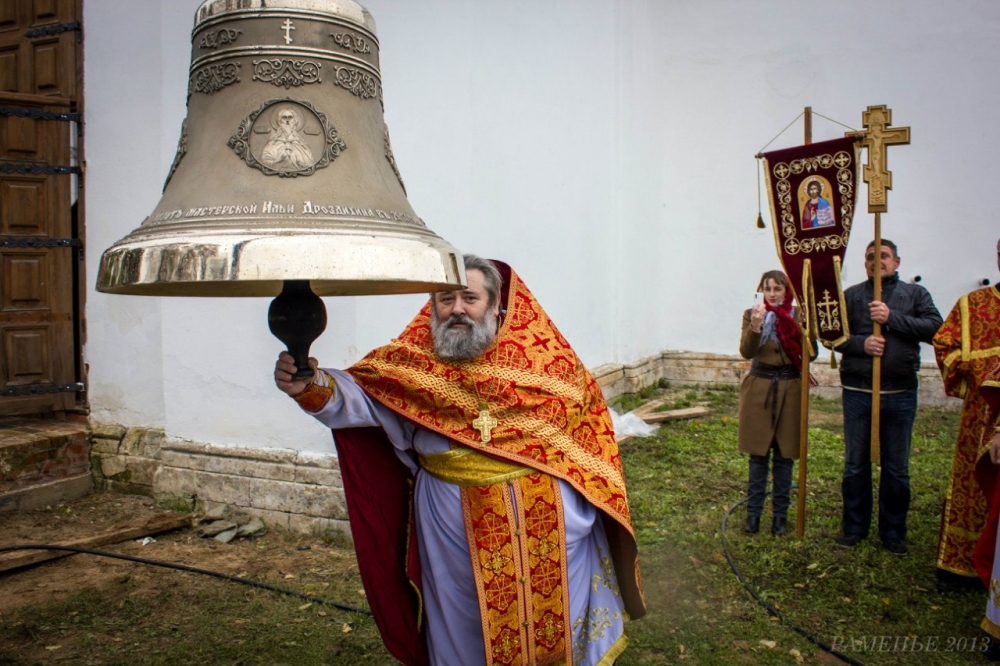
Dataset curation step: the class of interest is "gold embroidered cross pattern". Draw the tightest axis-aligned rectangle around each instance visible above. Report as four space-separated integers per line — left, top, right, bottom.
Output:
817 289 842 332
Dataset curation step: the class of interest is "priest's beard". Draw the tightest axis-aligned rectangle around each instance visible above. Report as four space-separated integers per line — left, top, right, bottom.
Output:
431 310 498 361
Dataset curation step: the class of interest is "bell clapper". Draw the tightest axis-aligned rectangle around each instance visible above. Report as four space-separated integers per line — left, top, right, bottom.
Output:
268 280 327 381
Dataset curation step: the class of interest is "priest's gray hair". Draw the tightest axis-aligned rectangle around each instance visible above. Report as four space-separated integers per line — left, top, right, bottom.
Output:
432 254 502 308
462 254 502 308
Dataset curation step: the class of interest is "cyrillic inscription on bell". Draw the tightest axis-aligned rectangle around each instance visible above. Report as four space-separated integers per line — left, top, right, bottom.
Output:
96 0 465 298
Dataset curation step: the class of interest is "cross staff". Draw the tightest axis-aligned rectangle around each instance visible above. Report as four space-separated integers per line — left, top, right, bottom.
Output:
846 105 910 463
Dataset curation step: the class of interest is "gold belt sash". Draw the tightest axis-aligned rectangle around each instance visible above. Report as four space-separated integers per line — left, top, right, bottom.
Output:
418 448 533 486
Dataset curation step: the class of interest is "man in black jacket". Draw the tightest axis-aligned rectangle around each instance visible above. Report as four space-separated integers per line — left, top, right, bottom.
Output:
834 239 942 555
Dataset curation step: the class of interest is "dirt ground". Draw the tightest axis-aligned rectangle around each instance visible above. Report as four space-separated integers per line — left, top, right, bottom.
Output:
0 492 352 618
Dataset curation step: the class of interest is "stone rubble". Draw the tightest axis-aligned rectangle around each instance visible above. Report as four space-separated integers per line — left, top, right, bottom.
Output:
193 505 267 544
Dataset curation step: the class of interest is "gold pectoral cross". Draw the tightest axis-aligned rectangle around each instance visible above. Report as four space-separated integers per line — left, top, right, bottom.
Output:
472 409 498 445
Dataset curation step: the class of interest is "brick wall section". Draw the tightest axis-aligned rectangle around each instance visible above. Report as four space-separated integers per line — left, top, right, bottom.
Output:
0 419 90 491
0 418 92 512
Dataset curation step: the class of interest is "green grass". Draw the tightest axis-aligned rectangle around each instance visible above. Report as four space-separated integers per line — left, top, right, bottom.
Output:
612 378 674 413
616 386 988 665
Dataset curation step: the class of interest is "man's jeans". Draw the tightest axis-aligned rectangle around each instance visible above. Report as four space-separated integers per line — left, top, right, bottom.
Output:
841 388 917 542
747 442 793 519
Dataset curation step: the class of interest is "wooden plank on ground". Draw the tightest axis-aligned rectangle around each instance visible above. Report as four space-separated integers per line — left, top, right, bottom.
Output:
639 406 711 423
631 400 666 416
0 513 191 574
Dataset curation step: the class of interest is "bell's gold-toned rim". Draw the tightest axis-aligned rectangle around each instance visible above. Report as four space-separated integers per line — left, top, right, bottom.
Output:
97 234 466 297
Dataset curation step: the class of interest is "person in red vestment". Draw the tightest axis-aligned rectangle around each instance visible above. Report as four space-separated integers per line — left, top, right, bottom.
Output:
972 359 1000 657
275 255 645 666
934 237 1000 593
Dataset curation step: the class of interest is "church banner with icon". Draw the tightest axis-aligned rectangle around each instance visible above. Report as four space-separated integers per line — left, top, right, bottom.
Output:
762 136 860 349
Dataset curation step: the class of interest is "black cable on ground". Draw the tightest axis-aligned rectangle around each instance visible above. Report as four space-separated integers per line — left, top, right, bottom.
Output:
719 497 866 666
0 544 372 616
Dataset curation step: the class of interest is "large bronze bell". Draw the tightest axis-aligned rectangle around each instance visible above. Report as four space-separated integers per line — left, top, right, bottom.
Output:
96 0 466 378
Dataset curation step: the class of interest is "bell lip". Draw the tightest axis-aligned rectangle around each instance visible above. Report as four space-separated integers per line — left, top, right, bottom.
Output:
95 235 467 298
195 0 377 33
96 278 465 298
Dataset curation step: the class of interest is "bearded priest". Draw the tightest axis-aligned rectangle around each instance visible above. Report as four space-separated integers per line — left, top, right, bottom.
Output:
274 254 645 666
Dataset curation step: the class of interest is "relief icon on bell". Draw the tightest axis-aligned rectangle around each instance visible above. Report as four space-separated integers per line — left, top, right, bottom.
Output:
259 104 316 170
228 98 346 177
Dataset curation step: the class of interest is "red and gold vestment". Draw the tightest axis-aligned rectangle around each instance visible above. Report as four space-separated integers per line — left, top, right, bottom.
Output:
934 285 1000 579
321 262 645 665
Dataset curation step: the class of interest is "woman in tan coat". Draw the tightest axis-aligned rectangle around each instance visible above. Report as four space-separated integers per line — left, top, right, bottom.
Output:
738 270 808 536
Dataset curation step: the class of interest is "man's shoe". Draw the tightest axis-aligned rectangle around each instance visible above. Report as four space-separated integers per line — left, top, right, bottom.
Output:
771 516 787 536
835 534 860 548
882 539 908 556
743 516 760 535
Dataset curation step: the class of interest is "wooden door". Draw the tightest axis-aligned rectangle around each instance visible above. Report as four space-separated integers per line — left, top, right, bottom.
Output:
0 0 82 416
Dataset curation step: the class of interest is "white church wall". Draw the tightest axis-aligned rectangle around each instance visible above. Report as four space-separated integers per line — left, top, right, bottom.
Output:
636 0 997 356
83 1 170 428
364 0 621 368
84 0 996 457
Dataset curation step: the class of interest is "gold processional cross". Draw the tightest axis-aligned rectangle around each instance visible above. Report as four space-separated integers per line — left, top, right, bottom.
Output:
473 409 498 444
849 104 911 213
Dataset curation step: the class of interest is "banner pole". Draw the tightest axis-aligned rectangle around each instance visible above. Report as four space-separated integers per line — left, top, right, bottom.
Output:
797 312 810 538
796 107 812 539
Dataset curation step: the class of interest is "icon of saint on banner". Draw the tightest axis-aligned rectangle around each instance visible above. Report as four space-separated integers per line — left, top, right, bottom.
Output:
799 178 836 229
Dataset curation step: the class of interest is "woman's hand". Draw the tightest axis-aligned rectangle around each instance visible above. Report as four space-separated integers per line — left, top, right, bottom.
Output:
750 303 765 333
